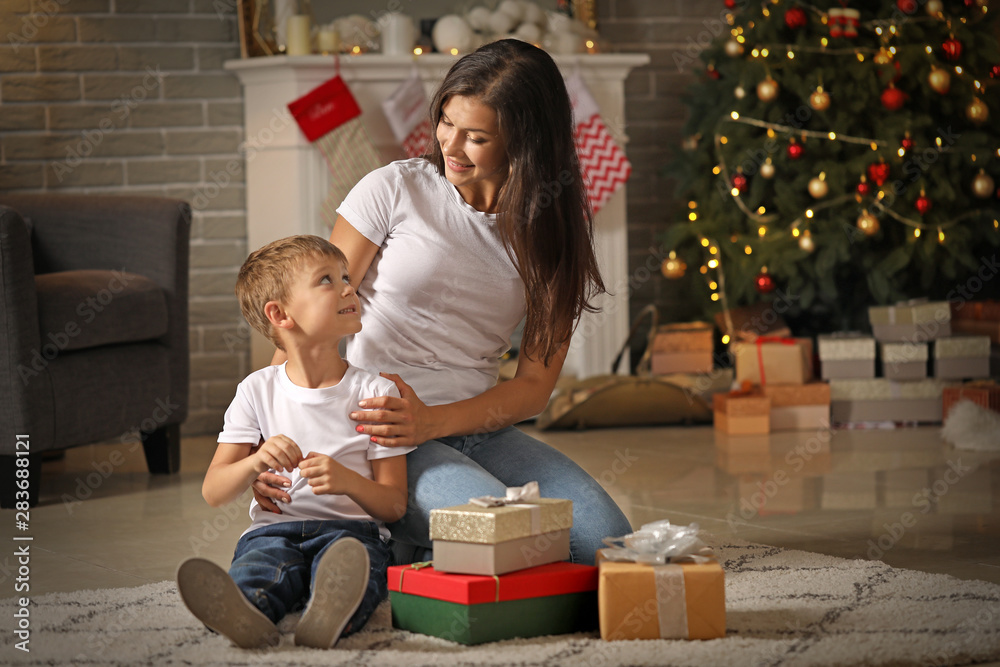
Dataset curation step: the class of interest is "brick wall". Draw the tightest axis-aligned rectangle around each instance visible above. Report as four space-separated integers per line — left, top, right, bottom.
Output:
598 0 722 345
0 0 249 435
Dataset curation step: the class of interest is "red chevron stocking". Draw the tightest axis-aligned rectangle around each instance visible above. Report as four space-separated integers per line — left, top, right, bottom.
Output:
566 73 632 215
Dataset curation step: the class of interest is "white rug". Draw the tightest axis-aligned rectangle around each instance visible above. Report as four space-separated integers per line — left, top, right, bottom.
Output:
3 539 999 666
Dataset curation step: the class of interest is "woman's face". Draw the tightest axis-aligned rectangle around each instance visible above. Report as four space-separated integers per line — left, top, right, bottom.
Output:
436 95 508 209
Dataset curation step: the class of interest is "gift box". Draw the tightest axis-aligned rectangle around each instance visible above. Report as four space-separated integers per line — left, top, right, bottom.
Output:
951 299 1000 322
829 378 947 423
817 333 876 380
869 300 951 342
941 382 1000 420
650 322 714 375
388 562 598 644
713 391 770 435
951 318 1000 345
879 341 928 380
933 336 990 380
429 498 573 545
433 529 570 576
762 382 831 431
714 302 792 343
597 557 726 640
733 337 814 385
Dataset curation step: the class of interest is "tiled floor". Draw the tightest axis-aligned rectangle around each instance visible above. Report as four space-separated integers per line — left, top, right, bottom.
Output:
2 422 999 597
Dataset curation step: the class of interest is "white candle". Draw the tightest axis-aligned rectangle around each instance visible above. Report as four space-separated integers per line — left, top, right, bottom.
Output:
318 27 340 54
285 14 311 56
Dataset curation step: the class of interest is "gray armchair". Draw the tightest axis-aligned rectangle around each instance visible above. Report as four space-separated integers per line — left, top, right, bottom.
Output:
0 194 190 507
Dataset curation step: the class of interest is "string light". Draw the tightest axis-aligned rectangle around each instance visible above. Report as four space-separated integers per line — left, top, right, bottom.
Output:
708 258 720 268
701 238 711 247
744 245 753 255
689 212 698 221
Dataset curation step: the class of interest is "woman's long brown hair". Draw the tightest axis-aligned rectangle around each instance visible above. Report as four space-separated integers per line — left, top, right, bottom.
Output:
427 39 607 366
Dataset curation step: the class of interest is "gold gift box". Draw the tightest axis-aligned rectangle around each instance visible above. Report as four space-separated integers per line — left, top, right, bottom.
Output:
598 557 726 640
429 499 573 544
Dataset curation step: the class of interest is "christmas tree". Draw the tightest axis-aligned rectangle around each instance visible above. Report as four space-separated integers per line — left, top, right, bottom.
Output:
662 0 1000 336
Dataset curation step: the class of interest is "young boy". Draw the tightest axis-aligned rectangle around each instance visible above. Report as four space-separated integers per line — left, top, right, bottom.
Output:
177 235 413 649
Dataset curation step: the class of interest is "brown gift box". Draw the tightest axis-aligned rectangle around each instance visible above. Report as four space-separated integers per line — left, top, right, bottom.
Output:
952 319 1000 344
651 350 714 375
942 383 1000 420
734 338 814 385
597 557 726 641
951 300 1000 322
651 322 714 352
713 392 770 435
714 302 791 342
762 382 830 407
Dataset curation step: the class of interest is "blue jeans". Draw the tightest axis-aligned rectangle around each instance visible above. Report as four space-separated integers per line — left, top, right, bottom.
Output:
386 426 632 566
229 519 389 636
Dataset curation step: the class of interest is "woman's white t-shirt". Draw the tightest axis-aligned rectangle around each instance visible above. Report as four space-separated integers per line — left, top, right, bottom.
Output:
218 362 413 539
337 158 526 407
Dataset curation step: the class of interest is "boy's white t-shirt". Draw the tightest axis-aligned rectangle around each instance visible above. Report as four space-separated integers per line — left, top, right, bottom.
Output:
337 158 527 407
217 362 414 540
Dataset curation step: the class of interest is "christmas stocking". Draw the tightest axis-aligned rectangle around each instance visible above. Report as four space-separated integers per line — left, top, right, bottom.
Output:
382 71 432 158
565 73 631 215
288 74 382 226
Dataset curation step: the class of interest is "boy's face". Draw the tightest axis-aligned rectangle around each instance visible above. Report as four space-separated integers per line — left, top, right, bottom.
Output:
282 255 361 343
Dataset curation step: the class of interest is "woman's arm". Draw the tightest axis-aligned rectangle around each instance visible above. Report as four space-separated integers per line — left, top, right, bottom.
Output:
355 341 568 447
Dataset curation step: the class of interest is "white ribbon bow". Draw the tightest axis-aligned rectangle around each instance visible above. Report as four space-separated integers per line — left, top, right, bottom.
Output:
599 520 713 565
468 481 541 507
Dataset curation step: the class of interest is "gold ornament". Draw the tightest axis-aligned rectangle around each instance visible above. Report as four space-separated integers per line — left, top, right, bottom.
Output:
967 97 989 124
972 169 996 199
928 66 951 94
760 157 775 179
798 230 815 253
725 38 744 57
808 174 829 198
874 48 892 65
926 0 944 16
857 211 880 236
734 85 746 99
757 77 779 102
809 86 831 111
661 251 687 279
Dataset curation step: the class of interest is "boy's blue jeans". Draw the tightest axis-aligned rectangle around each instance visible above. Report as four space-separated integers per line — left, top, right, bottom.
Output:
228 519 389 636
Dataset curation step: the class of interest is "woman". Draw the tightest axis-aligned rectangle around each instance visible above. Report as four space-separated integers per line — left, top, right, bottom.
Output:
257 39 631 565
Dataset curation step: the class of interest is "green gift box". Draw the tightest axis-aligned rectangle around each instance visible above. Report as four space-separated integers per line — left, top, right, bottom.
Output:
388 562 598 644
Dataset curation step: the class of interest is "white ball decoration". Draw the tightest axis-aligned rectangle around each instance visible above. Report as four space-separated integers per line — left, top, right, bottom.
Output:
488 10 517 35
521 2 545 26
497 0 525 22
466 6 492 31
432 14 474 54
514 22 543 43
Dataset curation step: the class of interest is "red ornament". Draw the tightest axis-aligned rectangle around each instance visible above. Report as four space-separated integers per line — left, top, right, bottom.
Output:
755 272 776 294
867 162 890 187
991 64 1000 79
707 64 721 80
897 0 918 13
787 142 804 160
731 173 749 193
725 0 737 7
900 135 915 153
857 180 872 196
915 194 933 215
942 37 963 61
785 7 808 29
881 85 907 111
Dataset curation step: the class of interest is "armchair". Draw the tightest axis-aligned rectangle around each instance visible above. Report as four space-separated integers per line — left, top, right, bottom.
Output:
0 194 190 507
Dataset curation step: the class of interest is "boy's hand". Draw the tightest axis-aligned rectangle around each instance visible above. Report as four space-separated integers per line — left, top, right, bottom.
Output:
252 434 303 474
298 452 350 495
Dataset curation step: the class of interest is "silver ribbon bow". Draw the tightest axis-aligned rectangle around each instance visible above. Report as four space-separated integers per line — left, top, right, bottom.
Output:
599 520 713 565
468 481 541 507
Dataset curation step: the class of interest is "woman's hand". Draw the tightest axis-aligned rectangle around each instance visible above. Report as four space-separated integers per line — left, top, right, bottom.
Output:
351 373 435 447
250 472 292 513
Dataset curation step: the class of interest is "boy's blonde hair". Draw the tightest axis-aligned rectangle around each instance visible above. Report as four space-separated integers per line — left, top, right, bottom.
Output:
236 235 347 350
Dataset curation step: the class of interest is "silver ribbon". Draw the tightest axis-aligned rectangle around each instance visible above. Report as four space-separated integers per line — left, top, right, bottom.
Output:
468 481 541 508
599 520 713 565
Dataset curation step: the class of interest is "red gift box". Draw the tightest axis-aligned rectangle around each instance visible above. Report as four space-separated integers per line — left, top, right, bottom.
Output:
389 561 597 603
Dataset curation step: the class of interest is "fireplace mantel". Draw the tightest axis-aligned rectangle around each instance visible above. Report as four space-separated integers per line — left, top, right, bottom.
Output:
226 52 650 378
